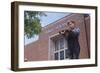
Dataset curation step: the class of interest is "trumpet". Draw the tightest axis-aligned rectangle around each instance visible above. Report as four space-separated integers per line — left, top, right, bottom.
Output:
59 26 71 35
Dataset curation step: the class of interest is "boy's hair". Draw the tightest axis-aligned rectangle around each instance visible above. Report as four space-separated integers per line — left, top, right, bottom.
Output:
67 20 75 25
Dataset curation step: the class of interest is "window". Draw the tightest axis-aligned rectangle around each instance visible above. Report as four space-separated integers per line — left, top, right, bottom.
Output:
53 37 70 60
55 40 59 51
54 52 59 60
60 51 64 60
59 38 64 49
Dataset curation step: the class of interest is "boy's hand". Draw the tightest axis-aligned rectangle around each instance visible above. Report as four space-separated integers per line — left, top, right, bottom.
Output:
59 30 65 34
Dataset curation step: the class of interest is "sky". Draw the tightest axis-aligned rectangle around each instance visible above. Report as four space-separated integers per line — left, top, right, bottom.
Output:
40 12 70 27
25 12 70 45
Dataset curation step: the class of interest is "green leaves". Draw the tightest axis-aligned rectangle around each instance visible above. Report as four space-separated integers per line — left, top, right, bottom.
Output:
24 11 46 38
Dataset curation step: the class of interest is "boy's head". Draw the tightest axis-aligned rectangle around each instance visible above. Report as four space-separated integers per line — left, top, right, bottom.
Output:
67 20 75 29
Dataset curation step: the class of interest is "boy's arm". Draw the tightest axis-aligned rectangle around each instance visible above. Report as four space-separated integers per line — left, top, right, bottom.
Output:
59 27 71 37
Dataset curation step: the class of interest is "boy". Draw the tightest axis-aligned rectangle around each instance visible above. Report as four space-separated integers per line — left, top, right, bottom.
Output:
59 20 80 59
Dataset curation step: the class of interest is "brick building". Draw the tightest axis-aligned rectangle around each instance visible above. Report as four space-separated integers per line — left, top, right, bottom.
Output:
24 13 90 62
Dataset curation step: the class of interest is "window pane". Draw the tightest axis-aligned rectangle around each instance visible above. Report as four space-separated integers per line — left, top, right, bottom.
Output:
60 51 64 60
65 39 68 49
55 40 59 51
54 52 59 60
59 38 64 49
65 49 70 58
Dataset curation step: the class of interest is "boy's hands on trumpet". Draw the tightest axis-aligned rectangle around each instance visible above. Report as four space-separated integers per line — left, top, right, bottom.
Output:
59 24 71 35
59 30 65 35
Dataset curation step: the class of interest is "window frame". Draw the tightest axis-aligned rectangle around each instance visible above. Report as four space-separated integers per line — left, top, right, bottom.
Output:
53 36 69 60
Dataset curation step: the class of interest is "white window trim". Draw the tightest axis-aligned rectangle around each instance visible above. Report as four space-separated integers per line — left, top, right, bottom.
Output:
48 32 69 60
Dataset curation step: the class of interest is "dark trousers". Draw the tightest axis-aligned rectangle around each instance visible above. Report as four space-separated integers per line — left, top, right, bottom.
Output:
69 48 80 59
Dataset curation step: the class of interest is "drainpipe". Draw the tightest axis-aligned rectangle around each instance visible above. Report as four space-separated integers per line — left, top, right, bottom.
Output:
83 14 90 58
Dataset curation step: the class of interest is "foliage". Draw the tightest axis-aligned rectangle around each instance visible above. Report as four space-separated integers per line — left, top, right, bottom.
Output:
24 11 46 38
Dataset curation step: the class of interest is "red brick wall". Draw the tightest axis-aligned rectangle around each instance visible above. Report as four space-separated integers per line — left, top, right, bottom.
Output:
24 13 90 61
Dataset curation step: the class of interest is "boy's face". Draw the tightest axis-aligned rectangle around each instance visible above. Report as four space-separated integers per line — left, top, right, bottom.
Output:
68 21 75 29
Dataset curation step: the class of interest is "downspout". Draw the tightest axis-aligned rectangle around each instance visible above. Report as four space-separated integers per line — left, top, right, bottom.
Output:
83 14 90 58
